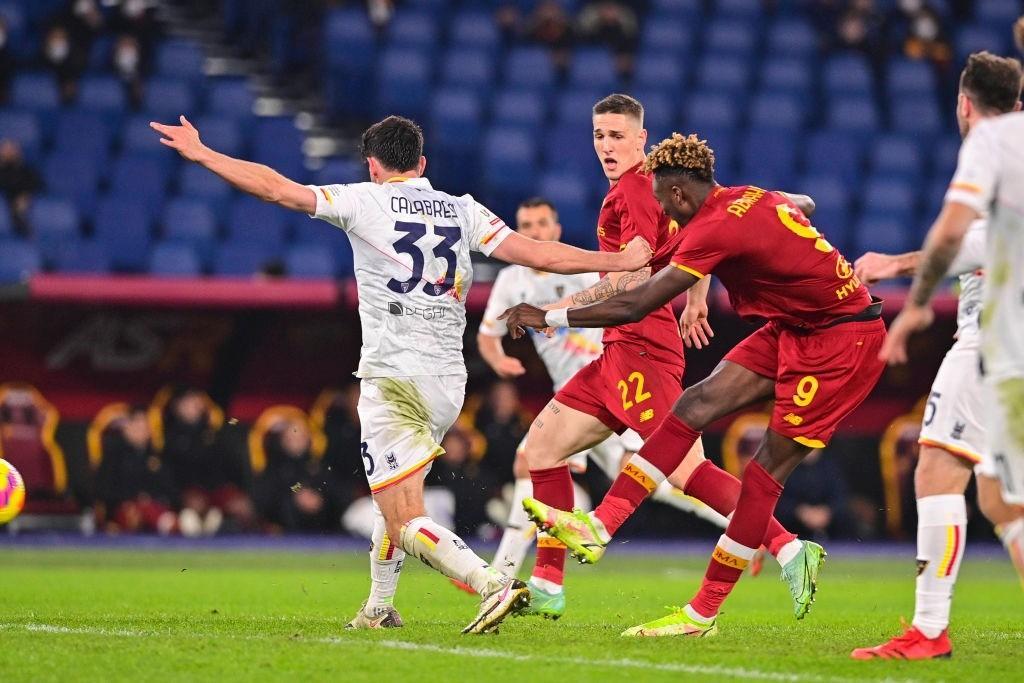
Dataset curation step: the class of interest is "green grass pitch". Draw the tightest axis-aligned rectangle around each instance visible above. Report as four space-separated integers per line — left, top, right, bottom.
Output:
1 546 1020 681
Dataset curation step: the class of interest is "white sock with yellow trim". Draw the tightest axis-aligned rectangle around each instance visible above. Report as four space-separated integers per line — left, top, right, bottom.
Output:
995 517 1024 588
400 516 508 598
493 479 537 578
366 511 405 614
912 494 966 638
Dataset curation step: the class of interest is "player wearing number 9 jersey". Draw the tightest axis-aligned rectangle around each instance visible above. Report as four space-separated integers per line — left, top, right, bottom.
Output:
149 113 650 635
505 132 886 637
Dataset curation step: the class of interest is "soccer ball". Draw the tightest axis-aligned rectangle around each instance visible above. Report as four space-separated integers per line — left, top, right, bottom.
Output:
0 459 25 525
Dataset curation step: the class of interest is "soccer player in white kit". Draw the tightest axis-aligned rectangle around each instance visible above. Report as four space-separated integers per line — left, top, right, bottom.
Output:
478 197 727 617
150 114 650 634
871 51 1024 659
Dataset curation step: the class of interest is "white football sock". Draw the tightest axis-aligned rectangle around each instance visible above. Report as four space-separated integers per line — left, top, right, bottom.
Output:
400 516 508 597
995 516 1024 587
651 480 729 528
493 479 537 578
366 509 404 613
912 494 966 638
775 539 803 567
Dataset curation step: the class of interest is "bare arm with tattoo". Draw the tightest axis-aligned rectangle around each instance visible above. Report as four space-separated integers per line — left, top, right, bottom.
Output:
548 267 653 309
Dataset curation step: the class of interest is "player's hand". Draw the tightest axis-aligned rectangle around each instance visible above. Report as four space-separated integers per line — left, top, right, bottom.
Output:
879 303 934 365
679 301 714 349
150 115 207 162
854 252 900 285
493 356 526 378
498 303 548 340
619 236 653 271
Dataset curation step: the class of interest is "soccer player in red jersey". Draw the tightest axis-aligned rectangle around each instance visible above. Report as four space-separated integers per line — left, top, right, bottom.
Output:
503 132 887 636
514 94 806 618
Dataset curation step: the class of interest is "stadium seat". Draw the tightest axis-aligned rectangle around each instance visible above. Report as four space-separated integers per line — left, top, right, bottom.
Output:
316 158 366 186
53 111 112 163
629 89 674 138
285 243 336 279
0 110 42 160
51 239 111 274
162 199 218 259
696 54 751 93
739 131 797 188
503 47 556 90
805 130 864 186
110 155 169 210
633 52 685 91
748 93 804 130
77 75 128 114
450 10 501 49
684 92 740 131
827 96 880 134
823 54 874 94
206 78 255 118
375 49 433 120
555 89 603 126
440 48 495 93
870 134 923 179
887 59 936 97
759 58 813 94
386 11 438 48
94 196 153 272
0 239 41 282
890 99 944 138
955 24 1008 61
649 0 702 21
483 127 538 197
213 240 276 276
543 123 601 175
155 39 205 82
143 78 197 120
42 153 100 213
253 118 305 158
716 0 763 18
538 171 591 241
430 89 484 155
492 89 547 130
27 196 80 244
11 71 59 110
120 115 167 155
226 197 289 249
705 20 756 56
974 0 1020 25
569 48 619 90
797 175 851 216
149 241 202 277
178 164 232 216
639 17 694 56
854 214 913 255
766 19 818 57
931 135 961 178
860 175 918 220
0 197 11 238
192 115 245 157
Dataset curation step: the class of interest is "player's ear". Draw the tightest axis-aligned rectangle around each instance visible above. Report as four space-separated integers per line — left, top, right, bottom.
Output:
417 155 427 176
366 156 383 182
638 127 648 150
1015 100 1023 112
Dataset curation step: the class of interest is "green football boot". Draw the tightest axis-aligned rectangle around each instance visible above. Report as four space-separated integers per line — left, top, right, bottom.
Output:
520 579 566 620
621 605 718 637
522 497 609 564
781 541 827 619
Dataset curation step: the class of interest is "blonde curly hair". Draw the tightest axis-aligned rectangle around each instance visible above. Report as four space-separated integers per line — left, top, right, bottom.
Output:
643 133 715 183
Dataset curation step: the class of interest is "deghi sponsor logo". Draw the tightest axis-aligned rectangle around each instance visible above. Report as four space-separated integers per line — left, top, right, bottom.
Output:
387 302 447 320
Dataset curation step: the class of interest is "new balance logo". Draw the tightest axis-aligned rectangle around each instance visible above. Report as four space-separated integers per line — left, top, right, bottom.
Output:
951 422 966 440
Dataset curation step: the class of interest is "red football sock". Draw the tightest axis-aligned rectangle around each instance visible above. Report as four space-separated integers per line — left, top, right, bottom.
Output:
595 415 701 535
684 460 798 554
529 465 574 585
690 461 784 618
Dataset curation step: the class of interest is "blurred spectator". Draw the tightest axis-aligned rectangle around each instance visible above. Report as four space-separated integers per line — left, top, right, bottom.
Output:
832 0 887 69
42 25 87 103
473 381 528 479
111 0 160 53
576 1 639 78
158 387 255 535
253 416 336 532
776 449 855 540
427 425 496 539
315 383 371 507
0 140 43 235
113 35 145 107
525 0 575 73
95 406 180 535
0 17 13 104
892 0 952 70
368 0 394 29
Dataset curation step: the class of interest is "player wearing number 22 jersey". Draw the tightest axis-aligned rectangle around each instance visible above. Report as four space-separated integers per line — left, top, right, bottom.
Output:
507 133 886 637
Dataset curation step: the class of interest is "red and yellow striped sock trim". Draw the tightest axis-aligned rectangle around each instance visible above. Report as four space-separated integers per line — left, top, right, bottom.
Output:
537 535 566 550
415 527 440 552
935 524 962 577
377 534 396 561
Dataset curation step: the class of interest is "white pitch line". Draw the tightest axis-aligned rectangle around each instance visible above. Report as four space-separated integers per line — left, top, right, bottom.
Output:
2 623 922 683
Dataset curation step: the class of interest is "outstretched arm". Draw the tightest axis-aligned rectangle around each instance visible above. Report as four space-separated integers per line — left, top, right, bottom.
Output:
543 267 652 309
856 224 986 283
151 115 316 214
490 231 652 275
500 265 700 338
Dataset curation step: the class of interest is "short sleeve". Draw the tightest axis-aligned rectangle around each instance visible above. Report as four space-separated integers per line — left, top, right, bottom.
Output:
945 123 999 215
479 268 515 338
948 219 987 276
306 184 360 231
618 174 662 249
465 198 513 256
669 221 726 279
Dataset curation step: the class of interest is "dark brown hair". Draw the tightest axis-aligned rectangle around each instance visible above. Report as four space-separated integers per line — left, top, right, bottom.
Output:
592 93 644 124
960 51 1023 115
360 115 424 172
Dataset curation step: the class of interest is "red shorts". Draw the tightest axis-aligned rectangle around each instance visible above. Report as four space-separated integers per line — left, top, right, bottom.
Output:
555 342 684 440
724 318 886 446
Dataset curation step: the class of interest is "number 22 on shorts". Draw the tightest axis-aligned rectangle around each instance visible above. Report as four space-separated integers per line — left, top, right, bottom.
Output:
793 376 819 407
618 371 652 411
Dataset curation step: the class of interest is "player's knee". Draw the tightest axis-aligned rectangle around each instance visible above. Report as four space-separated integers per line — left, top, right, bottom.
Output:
671 386 713 431
914 447 971 497
977 475 1016 526
513 452 531 479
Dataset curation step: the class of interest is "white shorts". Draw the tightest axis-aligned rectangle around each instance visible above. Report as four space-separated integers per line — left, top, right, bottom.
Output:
358 374 466 494
984 376 1024 505
918 341 987 469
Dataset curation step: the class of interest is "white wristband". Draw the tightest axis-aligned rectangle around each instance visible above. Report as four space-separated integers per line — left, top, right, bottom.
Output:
544 308 570 328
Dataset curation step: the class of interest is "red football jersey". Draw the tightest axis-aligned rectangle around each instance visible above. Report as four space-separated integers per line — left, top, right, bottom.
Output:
670 186 871 328
597 162 685 369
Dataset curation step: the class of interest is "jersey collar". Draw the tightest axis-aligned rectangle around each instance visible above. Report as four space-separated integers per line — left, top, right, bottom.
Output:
385 176 433 189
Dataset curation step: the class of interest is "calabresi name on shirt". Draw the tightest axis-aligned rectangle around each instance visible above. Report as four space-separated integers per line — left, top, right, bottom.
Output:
390 196 458 219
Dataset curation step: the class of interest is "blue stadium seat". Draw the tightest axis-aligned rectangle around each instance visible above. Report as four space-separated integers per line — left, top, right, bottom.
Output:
53 111 112 163
441 48 495 92
110 155 169 210
705 21 756 56
684 92 740 131
633 52 685 91
375 49 433 120
887 59 936 97
120 115 167 155
700 128 738 184
823 54 874 94
890 99 943 138
760 58 813 94
0 110 42 160
870 134 923 179
193 115 245 157
931 135 961 178
955 24 1008 61
77 75 128 114
748 93 804 130
323 8 376 71
805 130 864 186
854 214 912 255
504 47 556 90
716 0 763 18
206 78 255 118
696 54 751 93
569 48 619 90
630 89 674 138
827 96 880 134
492 89 547 130
316 158 366 186
155 39 205 82
253 117 304 157
27 196 80 241
42 153 100 213
430 89 484 154
538 171 590 242
649 0 702 20
179 164 232 213
149 241 202 277
51 239 111 274
0 239 41 282
796 175 851 217
88 35 113 73
860 175 918 220
639 17 694 56
94 196 153 271
739 131 796 189
291 216 354 276
0 197 11 237
143 78 197 120
975 0 1020 25
162 199 219 257
543 123 600 175
226 196 289 249
386 11 438 48
483 126 537 197
450 10 501 49
286 243 336 279
213 240 275 276
555 90 603 125
766 19 818 57
11 72 59 110
924 176 950 221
